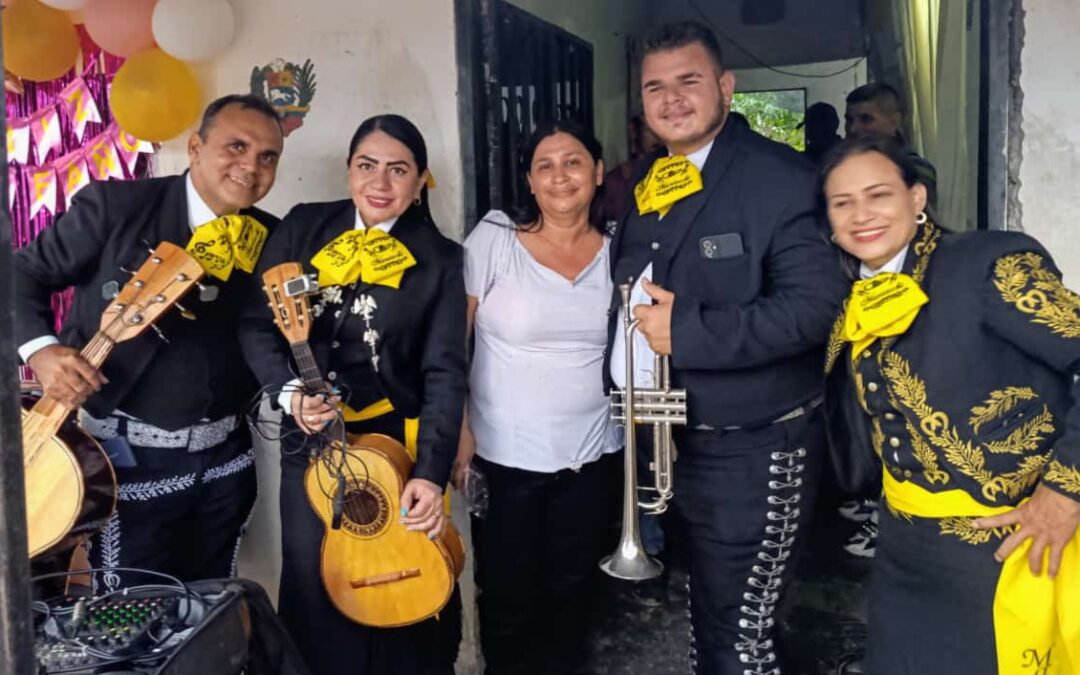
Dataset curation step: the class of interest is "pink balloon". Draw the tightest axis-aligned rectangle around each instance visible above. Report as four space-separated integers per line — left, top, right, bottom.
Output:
83 0 156 57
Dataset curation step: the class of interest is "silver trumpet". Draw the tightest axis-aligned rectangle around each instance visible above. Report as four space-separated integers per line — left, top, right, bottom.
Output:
600 281 687 581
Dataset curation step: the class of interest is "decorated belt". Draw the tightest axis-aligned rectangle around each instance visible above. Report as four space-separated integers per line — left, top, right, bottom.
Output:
77 411 239 452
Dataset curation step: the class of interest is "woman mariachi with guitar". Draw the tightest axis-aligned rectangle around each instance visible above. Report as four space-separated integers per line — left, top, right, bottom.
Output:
240 114 466 675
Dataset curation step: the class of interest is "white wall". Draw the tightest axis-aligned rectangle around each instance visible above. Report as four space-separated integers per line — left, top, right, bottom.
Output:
154 0 465 240
732 58 867 122
505 0 648 165
153 0 464 603
1018 0 1080 283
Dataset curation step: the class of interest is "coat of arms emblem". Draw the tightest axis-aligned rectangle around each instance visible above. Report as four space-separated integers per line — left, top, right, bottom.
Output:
250 58 317 137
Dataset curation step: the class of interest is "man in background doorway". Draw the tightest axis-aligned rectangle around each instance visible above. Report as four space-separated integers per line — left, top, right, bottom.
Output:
801 101 842 164
844 82 938 207
603 116 663 224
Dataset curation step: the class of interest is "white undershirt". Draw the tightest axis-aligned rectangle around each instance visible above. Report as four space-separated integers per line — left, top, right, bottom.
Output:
18 175 226 363
278 211 397 414
609 139 714 388
859 246 908 280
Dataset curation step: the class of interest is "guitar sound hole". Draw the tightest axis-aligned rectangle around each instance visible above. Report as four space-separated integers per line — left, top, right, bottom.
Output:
344 491 380 525
341 483 390 537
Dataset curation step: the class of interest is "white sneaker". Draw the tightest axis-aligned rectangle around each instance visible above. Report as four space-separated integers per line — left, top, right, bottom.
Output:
843 510 879 558
838 498 878 523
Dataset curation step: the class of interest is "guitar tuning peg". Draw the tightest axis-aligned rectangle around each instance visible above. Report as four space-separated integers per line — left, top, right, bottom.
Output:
120 266 136 275
174 302 196 321
151 324 170 344
197 282 219 303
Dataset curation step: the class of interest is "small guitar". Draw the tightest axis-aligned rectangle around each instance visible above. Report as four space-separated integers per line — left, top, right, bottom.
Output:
22 242 206 559
262 262 464 627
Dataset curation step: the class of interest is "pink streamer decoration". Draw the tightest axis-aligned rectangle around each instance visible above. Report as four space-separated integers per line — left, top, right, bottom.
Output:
7 49 151 380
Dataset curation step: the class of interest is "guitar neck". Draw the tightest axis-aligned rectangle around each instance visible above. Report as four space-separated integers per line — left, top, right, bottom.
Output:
290 340 327 394
27 332 115 438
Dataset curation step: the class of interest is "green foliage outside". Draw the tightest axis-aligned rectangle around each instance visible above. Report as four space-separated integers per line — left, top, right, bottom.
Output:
732 90 806 151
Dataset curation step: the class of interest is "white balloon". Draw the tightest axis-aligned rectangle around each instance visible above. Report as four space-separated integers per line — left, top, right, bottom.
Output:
39 0 88 9
152 0 236 62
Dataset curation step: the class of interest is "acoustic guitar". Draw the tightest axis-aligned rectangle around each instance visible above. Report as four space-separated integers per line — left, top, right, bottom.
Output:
22 242 206 559
261 262 464 627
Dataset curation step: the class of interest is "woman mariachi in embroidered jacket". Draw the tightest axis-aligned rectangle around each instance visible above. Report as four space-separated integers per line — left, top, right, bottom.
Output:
239 114 466 675
820 134 1080 675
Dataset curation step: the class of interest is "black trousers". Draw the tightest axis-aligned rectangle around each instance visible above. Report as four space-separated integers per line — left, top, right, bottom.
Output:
277 412 461 675
86 426 257 590
673 409 824 675
472 452 615 675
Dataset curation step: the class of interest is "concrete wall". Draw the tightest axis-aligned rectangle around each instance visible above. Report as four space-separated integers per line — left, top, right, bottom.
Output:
154 0 465 240
505 0 648 165
1017 0 1080 283
732 58 867 122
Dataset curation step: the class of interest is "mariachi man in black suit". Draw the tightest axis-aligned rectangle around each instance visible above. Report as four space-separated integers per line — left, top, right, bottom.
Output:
605 23 849 674
238 114 465 675
14 95 284 589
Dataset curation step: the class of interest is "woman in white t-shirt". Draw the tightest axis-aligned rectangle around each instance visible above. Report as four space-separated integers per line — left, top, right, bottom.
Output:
453 120 618 674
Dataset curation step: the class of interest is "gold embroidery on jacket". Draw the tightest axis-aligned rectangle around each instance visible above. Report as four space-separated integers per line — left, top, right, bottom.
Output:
871 417 884 459
825 307 847 374
907 419 950 485
994 252 1080 339
983 406 1055 455
969 387 1039 434
882 351 1016 501
1044 459 1080 495
939 517 1011 545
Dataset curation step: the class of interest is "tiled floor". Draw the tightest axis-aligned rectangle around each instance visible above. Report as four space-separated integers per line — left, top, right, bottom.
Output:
584 492 873 675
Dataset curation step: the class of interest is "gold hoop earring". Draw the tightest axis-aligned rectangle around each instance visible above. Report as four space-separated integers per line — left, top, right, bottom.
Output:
830 233 838 243
916 211 928 224
413 196 422 206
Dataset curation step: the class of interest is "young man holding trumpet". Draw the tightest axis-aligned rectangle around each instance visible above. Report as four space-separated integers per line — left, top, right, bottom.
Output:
604 22 847 674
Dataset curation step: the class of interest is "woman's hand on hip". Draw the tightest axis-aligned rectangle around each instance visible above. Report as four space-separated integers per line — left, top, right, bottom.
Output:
974 482 1080 577
401 478 445 539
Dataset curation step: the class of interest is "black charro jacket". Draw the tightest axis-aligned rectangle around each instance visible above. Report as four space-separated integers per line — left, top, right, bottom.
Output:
824 221 1080 508
14 174 279 430
238 200 467 487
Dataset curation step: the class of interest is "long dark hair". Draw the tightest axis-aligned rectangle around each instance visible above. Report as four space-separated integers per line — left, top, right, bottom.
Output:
818 134 936 279
504 119 606 233
346 114 434 225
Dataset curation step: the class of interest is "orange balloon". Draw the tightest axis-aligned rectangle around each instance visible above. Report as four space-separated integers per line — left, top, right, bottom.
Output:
83 0 155 57
2 0 79 82
110 48 202 142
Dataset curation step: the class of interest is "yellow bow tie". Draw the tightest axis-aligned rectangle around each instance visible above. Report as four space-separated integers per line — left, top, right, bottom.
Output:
634 155 704 218
311 227 417 288
841 272 929 360
185 215 268 281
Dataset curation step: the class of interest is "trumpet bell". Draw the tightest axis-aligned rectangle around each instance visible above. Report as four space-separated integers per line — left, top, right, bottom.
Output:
599 542 663 581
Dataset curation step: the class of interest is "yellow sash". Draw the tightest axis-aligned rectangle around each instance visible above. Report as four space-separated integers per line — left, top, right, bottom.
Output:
185 215 268 281
310 228 416 289
634 155 703 218
883 471 1079 675
341 397 449 513
840 272 928 359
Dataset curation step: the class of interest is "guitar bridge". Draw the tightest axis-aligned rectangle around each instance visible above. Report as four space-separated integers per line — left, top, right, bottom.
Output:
350 568 422 588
